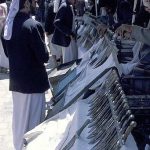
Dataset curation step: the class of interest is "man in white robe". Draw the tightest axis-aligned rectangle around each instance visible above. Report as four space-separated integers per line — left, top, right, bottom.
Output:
2 0 50 149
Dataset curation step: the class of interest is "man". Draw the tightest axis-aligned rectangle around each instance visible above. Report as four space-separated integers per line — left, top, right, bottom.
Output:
52 0 78 63
45 0 62 66
116 23 150 46
2 0 50 149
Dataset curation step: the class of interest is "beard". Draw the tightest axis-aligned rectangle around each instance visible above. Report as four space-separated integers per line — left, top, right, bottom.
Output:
30 5 36 16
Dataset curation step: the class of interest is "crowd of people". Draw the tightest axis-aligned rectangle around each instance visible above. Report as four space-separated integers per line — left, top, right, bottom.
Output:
0 0 149 149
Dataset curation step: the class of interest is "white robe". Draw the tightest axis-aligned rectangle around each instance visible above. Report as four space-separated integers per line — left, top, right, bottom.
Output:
0 3 9 68
12 92 45 150
62 5 78 64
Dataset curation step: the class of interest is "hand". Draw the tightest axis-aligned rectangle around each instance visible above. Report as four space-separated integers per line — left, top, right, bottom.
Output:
115 24 133 39
97 24 108 37
70 35 74 40
70 32 76 40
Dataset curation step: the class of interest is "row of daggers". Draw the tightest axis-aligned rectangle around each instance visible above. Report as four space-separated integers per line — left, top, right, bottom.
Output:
61 69 136 150
87 70 137 150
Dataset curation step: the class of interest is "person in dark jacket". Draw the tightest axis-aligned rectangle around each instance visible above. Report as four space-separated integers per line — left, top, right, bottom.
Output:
45 0 62 66
52 0 74 47
2 0 50 149
115 0 133 28
45 1 55 35
52 0 78 63
134 5 150 27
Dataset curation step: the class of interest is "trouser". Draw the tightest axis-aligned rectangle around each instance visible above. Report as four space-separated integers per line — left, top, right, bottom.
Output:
12 92 45 150
62 39 78 64
47 34 62 60
51 40 78 63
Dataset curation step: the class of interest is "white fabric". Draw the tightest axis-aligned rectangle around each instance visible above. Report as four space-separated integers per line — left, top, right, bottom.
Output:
145 144 150 150
77 37 116 73
45 34 50 53
46 34 62 59
77 25 90 48
0 39 9 68
54 4 78 64
24 102 77 150
0 3 7 33
12 92 45 150
77 24 85 36
24 80 138 150
78 36 104 59
120 134 138 150
62 39 78 63
4 0 20 40
0 3 9 68
25 102 138 150
62 5 78 63
120 41 142 75
24 87 99 150
53 0 60 13
23 37 137 150
132 0 138 24
64 52 120 105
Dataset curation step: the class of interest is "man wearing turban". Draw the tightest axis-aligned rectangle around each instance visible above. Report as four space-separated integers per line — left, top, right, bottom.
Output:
2 0 50 149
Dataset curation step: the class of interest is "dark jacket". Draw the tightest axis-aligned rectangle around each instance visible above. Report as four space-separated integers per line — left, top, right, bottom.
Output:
134 6 150 27
45 2 56 35
52 1 73 47
2 12 50 93
117 0 132 25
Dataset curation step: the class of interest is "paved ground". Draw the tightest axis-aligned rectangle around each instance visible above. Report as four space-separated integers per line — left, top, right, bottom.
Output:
0 73 14 150
0 73 52 150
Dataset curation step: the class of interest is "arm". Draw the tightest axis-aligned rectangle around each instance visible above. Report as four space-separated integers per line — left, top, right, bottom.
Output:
116 24 150 46
30 23 49 64
131 25 150 46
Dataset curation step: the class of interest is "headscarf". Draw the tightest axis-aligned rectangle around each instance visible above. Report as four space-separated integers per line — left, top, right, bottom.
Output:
4 0 26 40
4 0 20 40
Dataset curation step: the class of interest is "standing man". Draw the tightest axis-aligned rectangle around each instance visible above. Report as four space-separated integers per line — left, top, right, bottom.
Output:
45 0 62 66
2 0 50 149
52 0 78 63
